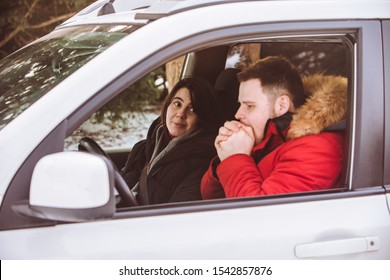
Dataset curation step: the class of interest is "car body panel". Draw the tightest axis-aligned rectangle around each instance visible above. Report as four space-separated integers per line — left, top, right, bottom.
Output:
0 193 389 259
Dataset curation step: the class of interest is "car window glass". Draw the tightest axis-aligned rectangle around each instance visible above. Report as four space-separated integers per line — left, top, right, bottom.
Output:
64 57 186 151
0 25 134 131
66 39 351 208
226 42 348 76
64 68 165 151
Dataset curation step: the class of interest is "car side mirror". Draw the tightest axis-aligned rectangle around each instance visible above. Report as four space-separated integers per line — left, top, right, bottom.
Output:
14 152 116 222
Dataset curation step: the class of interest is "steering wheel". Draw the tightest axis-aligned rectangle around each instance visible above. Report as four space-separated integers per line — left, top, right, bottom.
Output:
78 137 138 207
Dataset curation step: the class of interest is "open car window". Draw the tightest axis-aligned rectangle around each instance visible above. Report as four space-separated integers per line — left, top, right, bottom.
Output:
65 37 351 209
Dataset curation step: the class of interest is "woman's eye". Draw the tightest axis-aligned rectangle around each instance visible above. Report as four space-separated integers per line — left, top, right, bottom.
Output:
188 107 194 113
173 101 181 107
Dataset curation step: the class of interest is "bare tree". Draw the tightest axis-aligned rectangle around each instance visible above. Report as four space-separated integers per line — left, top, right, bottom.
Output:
165 56 185 92
0 0 94 59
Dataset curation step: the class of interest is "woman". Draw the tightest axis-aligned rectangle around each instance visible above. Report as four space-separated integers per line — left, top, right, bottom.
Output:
122 77 222 205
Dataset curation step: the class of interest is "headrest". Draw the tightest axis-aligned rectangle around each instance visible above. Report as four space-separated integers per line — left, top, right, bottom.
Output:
214 68 240 121
215 68 240 91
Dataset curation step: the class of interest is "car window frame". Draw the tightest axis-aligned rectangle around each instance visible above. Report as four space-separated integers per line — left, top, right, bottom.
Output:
383 20 390 189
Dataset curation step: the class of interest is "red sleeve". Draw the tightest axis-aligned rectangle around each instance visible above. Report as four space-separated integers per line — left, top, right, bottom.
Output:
217 154 264 197
200 157 226 199
217 133 344 198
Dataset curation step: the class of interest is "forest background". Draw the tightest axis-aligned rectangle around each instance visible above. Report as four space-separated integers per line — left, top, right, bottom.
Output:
0 0 94 59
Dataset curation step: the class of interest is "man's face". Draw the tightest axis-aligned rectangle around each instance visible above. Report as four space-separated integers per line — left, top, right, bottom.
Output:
235 79 275 145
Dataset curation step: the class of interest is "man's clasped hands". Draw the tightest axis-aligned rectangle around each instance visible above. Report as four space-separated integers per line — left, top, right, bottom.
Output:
214 121 255 161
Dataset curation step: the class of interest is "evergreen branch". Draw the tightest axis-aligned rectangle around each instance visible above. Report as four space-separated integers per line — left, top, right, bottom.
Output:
0 0 40 48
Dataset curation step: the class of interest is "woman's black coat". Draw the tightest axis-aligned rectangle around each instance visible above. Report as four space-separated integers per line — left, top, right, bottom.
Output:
122 119 217 205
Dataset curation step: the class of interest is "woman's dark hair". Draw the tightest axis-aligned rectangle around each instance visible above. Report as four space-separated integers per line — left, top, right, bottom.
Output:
160 77 222 132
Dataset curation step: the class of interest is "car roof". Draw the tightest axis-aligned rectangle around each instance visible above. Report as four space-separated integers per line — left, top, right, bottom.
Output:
58 0 390 29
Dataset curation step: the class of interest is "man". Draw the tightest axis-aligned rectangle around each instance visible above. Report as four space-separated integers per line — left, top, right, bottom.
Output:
201 56 346 199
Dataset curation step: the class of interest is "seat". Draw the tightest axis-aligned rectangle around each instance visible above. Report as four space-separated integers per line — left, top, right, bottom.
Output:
214 68 240 121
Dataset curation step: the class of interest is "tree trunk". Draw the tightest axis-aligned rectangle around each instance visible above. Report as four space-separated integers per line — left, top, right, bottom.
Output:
165 56 185 92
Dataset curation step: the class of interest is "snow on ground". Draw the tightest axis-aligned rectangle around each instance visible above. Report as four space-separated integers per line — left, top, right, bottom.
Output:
64 109 160 151
226 52 241 68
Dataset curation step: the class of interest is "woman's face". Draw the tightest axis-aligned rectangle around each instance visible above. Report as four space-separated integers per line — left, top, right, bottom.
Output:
166 87 199 137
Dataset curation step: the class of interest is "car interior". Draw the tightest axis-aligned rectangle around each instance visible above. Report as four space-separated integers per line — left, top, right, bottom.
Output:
64 38 351 209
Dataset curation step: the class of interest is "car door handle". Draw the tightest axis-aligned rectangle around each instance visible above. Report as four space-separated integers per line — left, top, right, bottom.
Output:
295 236 380 258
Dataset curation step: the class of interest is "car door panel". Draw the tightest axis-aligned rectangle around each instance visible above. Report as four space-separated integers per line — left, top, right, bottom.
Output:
1 192 389 259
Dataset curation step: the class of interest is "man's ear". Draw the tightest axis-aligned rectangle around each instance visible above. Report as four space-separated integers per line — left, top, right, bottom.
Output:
274 95 292 116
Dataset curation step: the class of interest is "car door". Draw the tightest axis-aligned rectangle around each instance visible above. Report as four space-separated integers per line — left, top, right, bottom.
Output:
1 193 389 259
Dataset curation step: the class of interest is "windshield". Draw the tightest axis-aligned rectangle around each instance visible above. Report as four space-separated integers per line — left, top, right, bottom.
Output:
0 24 134 130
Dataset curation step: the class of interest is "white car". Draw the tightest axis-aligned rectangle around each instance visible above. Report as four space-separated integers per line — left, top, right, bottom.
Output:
0 0 390 259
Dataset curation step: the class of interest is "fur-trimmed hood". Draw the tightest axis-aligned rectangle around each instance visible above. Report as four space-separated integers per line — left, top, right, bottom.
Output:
287 73 348 139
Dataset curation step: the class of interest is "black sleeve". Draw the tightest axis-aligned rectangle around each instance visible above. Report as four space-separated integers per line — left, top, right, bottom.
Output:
121 140 147 189
168 159 210 203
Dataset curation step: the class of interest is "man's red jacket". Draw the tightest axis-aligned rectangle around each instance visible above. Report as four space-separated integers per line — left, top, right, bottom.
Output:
201 74 347 199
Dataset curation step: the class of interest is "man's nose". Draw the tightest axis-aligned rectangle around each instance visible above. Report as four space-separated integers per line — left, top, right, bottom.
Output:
234 106 242 120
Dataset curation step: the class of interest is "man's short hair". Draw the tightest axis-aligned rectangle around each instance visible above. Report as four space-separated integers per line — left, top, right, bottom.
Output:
237 56 305 108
